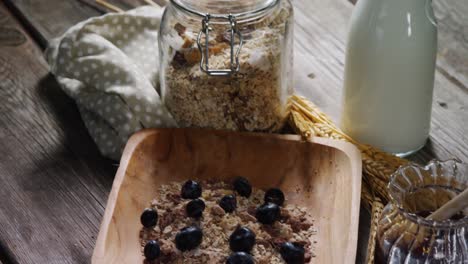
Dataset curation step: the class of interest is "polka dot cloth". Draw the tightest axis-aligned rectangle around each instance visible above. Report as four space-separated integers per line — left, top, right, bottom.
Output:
46 6 176 160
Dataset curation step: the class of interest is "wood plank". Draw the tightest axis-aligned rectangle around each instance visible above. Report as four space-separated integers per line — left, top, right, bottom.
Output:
430 0 468 90
4 0 101 48
0 3 116 263
2 0 467 263
5 0 170 46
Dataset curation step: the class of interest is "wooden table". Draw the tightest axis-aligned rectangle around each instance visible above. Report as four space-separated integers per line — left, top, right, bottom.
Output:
0 0 466 263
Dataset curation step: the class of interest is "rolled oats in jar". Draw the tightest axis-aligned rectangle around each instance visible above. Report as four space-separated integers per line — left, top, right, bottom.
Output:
159 0 294 132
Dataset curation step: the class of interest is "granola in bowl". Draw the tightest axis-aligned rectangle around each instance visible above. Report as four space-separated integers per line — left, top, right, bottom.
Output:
139 178 317 263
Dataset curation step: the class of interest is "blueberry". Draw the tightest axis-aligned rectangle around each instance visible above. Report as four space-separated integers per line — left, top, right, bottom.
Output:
233 177 252 198
140 208 158 228
255 202 280 225
229 226 256 252
186 198 206 218
181 180 202 199
144 240 161 261
175 226 203 251
226 252 254 264
219 195 237 213
264 188 285 206
280 242 305 264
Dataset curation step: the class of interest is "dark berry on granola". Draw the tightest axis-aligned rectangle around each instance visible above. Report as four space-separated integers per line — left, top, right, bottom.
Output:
175 226 203 251
229 226 256 252
219 194 237 213
264 188 285 206
256 202 281 225
226 251 255 264
186 198 205 218
233 177 252 198
140 208 158 228
181 180 202 199
144 240 161 261
280 242 305 264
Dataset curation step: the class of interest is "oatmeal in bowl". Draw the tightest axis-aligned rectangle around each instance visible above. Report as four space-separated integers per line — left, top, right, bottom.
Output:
139 178 317 263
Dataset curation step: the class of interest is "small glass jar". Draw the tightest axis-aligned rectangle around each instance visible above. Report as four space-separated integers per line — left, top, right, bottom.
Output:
159 0 294 132
376 160 468 263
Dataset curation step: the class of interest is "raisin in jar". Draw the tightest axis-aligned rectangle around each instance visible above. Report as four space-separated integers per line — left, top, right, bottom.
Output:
159 0 294 132
376 160 468 263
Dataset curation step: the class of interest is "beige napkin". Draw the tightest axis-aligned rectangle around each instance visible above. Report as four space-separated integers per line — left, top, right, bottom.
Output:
46 5 176 160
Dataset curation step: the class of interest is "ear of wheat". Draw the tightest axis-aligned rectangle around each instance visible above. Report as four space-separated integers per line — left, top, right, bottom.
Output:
288 95 408 206
288 95 410 264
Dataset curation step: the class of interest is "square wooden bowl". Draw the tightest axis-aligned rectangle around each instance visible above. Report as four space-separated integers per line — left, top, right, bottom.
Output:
92 128 362 263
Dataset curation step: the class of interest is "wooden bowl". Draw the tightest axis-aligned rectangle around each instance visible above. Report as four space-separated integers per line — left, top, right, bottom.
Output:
92 128 362 263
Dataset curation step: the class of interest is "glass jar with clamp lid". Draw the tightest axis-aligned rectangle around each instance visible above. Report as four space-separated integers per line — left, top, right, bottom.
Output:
159 0 294 132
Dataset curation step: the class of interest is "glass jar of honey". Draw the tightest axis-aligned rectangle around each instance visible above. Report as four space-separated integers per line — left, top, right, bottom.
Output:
376 160 468 263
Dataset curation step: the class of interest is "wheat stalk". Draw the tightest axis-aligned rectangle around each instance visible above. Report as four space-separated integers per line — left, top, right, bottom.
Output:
95 0 124 13
142 0 161 7
288 95 409 206
288 95 410 263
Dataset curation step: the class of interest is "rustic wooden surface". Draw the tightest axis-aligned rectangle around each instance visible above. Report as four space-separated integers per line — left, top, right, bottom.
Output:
93 129 362 264
0 0 466 263
0 3 115 264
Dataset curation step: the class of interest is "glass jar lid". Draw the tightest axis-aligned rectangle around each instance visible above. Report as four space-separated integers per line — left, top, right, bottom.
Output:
171 0 279 20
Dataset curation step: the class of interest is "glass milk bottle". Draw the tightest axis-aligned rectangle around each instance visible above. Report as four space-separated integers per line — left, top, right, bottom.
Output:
341 0 438 156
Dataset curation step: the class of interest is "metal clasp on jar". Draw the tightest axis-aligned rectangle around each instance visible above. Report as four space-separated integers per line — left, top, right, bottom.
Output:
196 14 244 76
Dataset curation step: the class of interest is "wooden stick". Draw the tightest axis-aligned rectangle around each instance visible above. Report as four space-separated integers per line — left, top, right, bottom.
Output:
428 188 468 221
95 0 125 13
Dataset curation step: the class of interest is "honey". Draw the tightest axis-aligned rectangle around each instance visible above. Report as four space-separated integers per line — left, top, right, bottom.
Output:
375 160 468 263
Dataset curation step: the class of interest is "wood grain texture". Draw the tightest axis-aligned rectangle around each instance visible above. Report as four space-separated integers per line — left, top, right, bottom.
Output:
0 3 116 263
92 129 362 264
0 0 466 263
4 0 101 48
4 0 153 46
432 0 468 90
